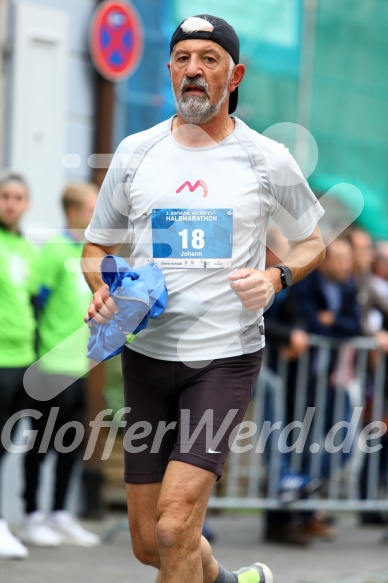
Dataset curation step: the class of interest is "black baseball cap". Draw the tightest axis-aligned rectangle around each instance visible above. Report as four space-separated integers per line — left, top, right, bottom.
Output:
170 14 240 114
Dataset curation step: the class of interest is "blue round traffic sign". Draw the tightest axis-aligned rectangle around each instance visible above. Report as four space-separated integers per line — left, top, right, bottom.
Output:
90 0 143 81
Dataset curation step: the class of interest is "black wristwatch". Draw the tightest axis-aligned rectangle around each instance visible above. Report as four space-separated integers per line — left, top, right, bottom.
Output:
273 265 293 289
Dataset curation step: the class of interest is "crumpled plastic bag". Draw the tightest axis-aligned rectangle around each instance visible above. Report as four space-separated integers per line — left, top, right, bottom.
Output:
87 255 168 361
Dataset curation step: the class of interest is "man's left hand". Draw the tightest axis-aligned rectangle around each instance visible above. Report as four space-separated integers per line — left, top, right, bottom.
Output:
228 268 277 311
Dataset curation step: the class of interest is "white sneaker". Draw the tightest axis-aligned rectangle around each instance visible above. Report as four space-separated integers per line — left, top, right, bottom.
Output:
0 519 29 559
49 511 100 547
19 511 61 547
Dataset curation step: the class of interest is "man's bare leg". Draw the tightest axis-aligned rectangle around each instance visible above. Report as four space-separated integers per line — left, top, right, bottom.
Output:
126 482 162 568
154 461 219 583
126 464 273 583
127 479 228 583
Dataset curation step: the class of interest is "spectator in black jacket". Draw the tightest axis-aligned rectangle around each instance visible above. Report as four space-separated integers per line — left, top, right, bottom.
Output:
290 236 361 479
292 236 361 340
346 232 388 525
262 229 323 545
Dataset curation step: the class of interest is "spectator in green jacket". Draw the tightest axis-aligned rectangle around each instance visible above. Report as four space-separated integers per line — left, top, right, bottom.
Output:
0 171 39 560
20 182 100 548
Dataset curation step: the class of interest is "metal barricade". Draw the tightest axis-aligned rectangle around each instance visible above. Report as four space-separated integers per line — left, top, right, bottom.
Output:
209 335 388 512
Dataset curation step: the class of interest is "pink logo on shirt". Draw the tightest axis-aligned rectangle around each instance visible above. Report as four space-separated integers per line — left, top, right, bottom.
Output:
176 180 208 198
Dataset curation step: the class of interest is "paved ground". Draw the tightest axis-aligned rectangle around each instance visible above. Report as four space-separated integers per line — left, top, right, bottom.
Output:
2 512 388 583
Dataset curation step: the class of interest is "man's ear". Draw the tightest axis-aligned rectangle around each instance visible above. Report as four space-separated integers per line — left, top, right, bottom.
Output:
66 206 76 224
167 61 172 79
229 63 246 93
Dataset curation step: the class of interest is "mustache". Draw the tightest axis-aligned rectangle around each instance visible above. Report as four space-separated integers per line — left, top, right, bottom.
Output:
180 77 210 98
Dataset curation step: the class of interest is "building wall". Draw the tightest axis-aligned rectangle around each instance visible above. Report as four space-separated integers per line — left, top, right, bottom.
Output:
3 0 98 232
1 0 100 522
0 0 9 167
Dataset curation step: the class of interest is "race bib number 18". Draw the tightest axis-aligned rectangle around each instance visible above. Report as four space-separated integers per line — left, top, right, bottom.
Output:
152 208 233 268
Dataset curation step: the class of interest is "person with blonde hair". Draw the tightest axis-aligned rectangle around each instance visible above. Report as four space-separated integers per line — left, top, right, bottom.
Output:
20 182 100 548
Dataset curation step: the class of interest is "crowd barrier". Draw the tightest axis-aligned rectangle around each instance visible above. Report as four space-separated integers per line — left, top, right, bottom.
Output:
209 335 388 512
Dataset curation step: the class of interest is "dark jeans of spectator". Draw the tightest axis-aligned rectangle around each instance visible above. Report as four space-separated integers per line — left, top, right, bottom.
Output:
0 367 29 519
23 373 86 514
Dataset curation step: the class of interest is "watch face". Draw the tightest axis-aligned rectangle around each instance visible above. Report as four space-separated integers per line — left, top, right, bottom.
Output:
283 267 293 287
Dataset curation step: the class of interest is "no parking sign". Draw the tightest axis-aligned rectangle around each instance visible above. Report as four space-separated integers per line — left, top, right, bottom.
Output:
90 0 143 81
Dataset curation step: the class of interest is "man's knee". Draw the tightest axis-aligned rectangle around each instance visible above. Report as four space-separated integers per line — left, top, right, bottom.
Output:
131 534 160 567
126 482 162 567
155 499 202 551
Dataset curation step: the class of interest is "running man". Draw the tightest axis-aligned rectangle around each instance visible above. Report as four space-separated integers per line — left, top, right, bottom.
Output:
82 14 325 583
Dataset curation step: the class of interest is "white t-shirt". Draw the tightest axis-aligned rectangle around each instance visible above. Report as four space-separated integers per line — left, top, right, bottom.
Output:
85 116 324 363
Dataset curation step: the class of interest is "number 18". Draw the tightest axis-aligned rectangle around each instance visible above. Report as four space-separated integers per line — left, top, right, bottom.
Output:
178 228 205 249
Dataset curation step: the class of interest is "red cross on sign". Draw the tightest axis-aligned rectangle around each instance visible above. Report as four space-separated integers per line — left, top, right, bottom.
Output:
90 0 143 82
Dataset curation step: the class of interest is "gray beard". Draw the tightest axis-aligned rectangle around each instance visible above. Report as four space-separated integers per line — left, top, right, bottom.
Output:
175 84 229 124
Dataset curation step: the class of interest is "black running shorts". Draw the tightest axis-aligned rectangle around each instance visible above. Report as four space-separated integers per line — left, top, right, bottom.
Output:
121 348 263 483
